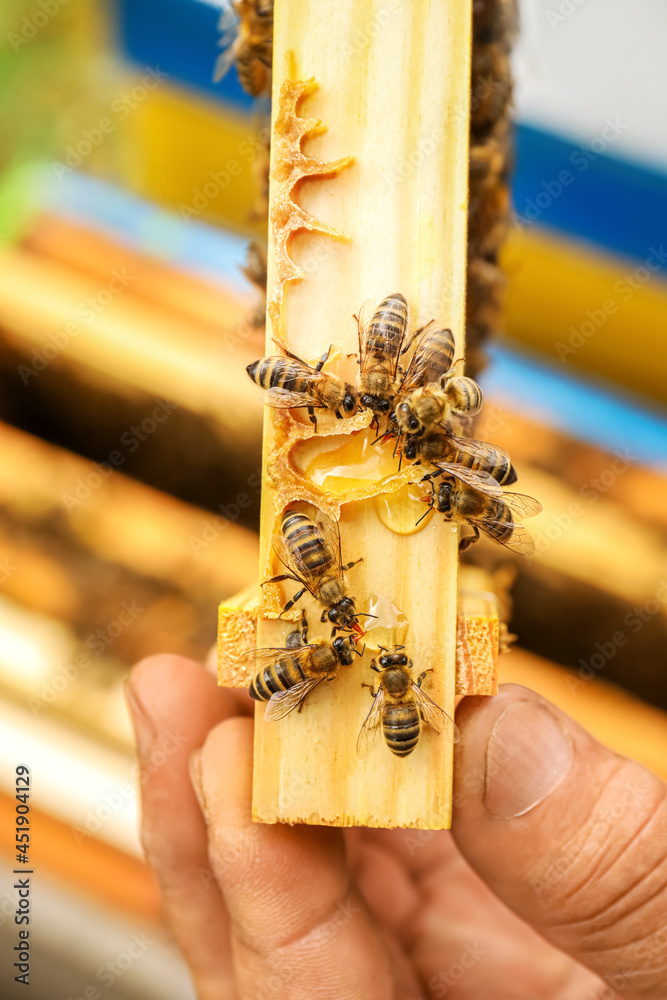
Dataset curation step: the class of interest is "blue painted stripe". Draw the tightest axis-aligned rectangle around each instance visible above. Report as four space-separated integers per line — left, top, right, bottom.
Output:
111 0 254 110
42 170 249 291
482 342 667 471
513 124 667 268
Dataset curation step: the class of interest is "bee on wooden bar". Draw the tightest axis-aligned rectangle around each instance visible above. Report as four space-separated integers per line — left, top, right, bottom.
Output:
249 612 360 721
247 340 359 430
214 0 274 97
396 376 484 439
404 428 517 486
418 469 542 554
357 648 459 758
263 510 369 632
356 293 409 418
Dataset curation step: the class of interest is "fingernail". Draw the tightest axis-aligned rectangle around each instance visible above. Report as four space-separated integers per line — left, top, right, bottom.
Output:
124 681 155 759
189 749 209 822
484 700 573 819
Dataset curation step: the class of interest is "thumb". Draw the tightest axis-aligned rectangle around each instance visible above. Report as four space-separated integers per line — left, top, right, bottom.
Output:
452 683 667 1000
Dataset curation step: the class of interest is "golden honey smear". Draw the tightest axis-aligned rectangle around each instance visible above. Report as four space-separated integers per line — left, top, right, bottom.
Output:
267 75 354 337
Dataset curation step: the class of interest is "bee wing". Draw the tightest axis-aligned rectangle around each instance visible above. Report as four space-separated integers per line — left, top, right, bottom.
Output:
497 493 543 520
264 676 326 722
270 535 319 597
263 386 325 409
314 511 344 578
400 327 455 395
245 644 317 670
433 462 504 497
412 685 460 743
356 686 386 759
471 517 536 556
356 299 376 376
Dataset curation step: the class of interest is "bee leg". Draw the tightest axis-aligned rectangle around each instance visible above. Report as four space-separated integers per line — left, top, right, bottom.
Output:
314 345 333 372
263 572 298 585
370 659 381 673
458 526 480 552
281 587 308 615
416 669 433 687
361 682 378 696
334 409 343 419
342 558 362 572
300 609 309 644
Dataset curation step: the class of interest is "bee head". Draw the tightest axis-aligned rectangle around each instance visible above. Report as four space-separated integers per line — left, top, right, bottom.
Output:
396 402 421 434
379 652 408 668
343 390 357 414
328 597 355 628
333 636 355 665
436 480 453 514
361 394 391 416
403 437 417 461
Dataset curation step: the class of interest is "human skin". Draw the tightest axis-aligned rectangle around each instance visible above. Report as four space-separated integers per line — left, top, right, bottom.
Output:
126 655 667 999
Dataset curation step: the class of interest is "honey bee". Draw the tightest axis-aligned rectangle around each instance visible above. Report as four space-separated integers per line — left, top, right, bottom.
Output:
356 293 409 417
357 648 459 758
404 428 517 486
247 341 358 429
214 0 274 97
395 376 484 439
419 470 542 554
394 325 482 430
249 612 360 721
264 510 368 632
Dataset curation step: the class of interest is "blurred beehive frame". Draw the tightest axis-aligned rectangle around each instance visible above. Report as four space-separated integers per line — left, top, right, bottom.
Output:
0 0 665 980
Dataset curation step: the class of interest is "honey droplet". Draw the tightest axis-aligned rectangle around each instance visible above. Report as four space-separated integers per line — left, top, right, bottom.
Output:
374 483 433 535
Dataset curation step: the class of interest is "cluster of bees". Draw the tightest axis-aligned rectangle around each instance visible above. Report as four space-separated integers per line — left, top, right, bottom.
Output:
243 294 541 757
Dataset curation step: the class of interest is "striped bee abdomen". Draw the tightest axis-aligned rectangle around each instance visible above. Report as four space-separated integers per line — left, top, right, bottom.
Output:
483 498 515 544
249 651 307 702
453 439 517 486
447 376 483 415
367 294 408 366
282 512 336 576
383 703 421 756
247 356 307 392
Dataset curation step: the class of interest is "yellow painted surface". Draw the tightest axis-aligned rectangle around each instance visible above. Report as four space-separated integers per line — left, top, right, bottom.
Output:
503 228 667 406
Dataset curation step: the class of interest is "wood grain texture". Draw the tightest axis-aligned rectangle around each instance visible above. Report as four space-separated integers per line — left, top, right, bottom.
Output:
243 0 473 829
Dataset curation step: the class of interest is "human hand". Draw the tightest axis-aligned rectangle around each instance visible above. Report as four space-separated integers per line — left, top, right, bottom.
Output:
126 655 667 999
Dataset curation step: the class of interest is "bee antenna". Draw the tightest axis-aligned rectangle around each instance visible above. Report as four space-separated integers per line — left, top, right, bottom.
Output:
354 612 378 620
377 645 388 653
354 644 365 657
393 644 405 651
